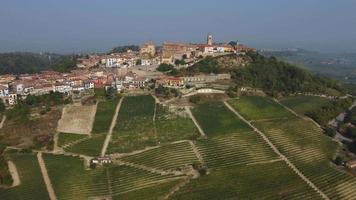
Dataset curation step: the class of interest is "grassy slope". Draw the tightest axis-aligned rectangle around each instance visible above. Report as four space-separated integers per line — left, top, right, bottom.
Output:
155 104 200 141
228 96 294 120
280 95 331 115
191 101 252 137
0 153 50 200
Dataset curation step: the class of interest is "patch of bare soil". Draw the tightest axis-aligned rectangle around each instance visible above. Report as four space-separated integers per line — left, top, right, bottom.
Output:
57 103 97 135
0 108 61 149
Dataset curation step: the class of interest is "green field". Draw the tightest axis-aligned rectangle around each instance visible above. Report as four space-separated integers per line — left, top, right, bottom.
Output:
172 162 321 200
197 132 278 169
92 98 120 134
155 104 200 141
64 135 106 157
122 141 199 171
280 95 331 115
191 102 252 137
0 153 50 200
228 96 294 120
108 95 156 153
57 132 87 147
108 95 199 153
44 154 184 200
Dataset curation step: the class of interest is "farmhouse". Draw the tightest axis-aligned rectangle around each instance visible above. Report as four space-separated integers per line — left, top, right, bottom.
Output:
91 156 112 165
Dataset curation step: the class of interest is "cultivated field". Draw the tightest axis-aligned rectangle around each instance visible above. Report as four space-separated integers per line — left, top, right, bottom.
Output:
43 154 184 200
122 141 199 171
280 95 331 115
108 95 199 153
234 96 356 200
196 132 278 169
172 162 321 200
57 104 97 135
108 95 156 153
191 101 252 137
228 96 294 120
64 134 106 157
254 118 356 199
0 153 49 200
92 98 120 134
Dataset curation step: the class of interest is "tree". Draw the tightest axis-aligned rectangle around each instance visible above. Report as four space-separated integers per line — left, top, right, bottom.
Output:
156 63 174 72
105 87 117 100
0 100 5 113
334 156 344 166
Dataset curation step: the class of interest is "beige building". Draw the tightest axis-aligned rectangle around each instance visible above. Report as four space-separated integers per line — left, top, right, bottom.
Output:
140 42 156 58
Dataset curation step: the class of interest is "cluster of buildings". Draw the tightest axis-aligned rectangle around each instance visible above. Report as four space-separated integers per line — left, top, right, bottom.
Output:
0 34 252 106
77 34 255 68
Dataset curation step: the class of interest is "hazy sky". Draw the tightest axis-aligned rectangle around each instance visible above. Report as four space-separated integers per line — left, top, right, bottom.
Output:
1 0 356 53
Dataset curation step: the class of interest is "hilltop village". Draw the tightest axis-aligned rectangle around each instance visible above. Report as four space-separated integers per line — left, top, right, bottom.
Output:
0 35 254 106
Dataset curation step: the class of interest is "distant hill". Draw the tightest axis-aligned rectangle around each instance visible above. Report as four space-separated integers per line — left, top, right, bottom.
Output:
260 49 356 84
184 52 344 96
0 52 77 74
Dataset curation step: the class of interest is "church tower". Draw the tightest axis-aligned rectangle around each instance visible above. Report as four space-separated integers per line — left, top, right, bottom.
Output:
207 34 213 45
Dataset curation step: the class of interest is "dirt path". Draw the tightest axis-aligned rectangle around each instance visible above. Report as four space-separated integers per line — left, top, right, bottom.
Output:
185 106 207 138
7 161 20 187
273 98 299 117
0 115 6 129
113 160 184 176
101 97 124 156
37 152 57 200
223 101 330 200
161 176 191 200
110 140 189 158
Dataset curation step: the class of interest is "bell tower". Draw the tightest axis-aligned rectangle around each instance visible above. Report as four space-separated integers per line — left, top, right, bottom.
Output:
207 34 213 45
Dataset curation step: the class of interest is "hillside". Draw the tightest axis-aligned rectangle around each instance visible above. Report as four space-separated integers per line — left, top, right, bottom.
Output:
185 52 344 96
0 52 77 74
261 49 356 84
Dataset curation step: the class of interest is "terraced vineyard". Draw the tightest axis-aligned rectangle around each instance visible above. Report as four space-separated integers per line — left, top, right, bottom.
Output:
196 132 278 169
232 96 356 200
0 153 49 200
122 141 199 170
172 162 322 200
228 96 294 120
108 165 184 197
191 101 252 137
254 118 356 200
43 154 184 200
64 134 106 156
92 98 120 134
111 180 181 200
108 95 199 153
